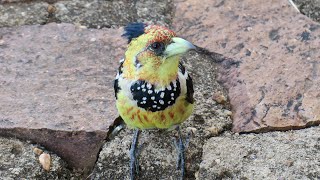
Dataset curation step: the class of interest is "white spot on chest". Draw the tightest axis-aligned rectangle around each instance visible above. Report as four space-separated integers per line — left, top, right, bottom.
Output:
159 100 164 105
160 92 165 98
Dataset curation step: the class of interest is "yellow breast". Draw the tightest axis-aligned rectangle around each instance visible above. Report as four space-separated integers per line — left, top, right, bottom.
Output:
116 91 194 129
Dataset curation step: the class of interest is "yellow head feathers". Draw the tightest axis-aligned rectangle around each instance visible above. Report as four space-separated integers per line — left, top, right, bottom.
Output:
122 23 195 86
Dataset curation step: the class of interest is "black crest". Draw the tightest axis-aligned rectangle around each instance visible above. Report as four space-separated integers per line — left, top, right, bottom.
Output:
122 23 146 43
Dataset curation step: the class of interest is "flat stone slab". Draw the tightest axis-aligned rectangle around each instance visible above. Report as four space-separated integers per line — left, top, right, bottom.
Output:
199 126 320 179
0 23 126 172
173 0 320 132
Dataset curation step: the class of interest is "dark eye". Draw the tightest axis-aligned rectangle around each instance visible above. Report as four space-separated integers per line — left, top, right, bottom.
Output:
149 42 165 55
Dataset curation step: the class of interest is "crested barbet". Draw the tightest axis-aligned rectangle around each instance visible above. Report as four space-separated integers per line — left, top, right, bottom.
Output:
114 23 196 180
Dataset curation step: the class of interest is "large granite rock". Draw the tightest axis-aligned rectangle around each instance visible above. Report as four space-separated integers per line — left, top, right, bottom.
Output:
199 126 320 179
0 23 126 172
173 0 320 132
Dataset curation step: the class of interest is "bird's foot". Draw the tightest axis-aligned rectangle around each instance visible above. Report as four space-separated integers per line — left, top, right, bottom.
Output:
173 127 191 180
130 129 141 180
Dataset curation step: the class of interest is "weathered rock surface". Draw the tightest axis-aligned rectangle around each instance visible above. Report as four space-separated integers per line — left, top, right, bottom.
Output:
200 126 320 179
0 1 49 27
0 23 126 172
173 0 320 132
92 51 232 179
0 0 173 28
0 137 81 179
1 0 320 179
294 0 320 22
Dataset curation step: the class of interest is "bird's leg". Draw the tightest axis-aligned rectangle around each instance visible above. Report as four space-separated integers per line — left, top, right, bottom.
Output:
130 129 140 180
173 126 191 180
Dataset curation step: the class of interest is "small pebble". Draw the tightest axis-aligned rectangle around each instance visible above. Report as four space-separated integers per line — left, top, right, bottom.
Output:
206 126 219 136
285 160 294 167
47 4 56 14
223 110 232 116
194 171 200 179
39 153 51 171
33 147 43 155
215 159 221 164
186 127 197 135
212 92 227 104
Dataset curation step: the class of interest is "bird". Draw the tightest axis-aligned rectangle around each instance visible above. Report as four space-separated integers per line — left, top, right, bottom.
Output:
114 22 195 180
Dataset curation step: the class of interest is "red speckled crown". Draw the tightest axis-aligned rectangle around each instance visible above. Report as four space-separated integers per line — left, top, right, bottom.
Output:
144 25 176 44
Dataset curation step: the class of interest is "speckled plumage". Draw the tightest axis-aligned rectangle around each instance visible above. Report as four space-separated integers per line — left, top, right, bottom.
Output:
114 23 195 129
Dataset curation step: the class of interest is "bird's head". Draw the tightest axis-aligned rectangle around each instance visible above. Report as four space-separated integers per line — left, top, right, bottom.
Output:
121 23 195 86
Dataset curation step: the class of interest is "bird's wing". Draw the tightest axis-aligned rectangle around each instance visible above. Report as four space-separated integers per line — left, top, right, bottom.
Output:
114 59 124 99
179 62 194 104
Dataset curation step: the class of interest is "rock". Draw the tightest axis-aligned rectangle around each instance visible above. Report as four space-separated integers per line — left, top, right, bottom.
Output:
293 0 320 22
33 147 43 155
134 0 174 25
173 0 320 132
0 0 58 3
223 110 232 116
47 4 57 14
0 23 126 172
2 0 319 179
206 126 219 136
53 0 135 28
0 0 173 28
199 126 320 179
39 153 51 171
186 127 197 135
0 137 80 179
212 91 228 104
0 1 49 27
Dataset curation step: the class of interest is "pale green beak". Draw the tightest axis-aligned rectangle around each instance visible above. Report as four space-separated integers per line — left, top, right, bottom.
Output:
164 37 196 58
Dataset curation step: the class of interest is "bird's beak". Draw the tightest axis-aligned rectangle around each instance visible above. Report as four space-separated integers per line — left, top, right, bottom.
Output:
164 37 196 58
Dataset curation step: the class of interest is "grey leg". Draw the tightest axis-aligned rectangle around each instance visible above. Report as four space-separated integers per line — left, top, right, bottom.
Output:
174 126 190 180
130 129 140 180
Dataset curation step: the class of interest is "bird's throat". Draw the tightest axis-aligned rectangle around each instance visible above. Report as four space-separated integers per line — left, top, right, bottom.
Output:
138 57 179 86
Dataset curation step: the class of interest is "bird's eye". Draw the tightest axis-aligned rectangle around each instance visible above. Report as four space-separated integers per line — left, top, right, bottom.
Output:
149 42 165 55
151 42 162 49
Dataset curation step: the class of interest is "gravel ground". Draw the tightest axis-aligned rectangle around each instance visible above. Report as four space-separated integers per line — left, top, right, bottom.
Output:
0 137 81 179
0 0 173 28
